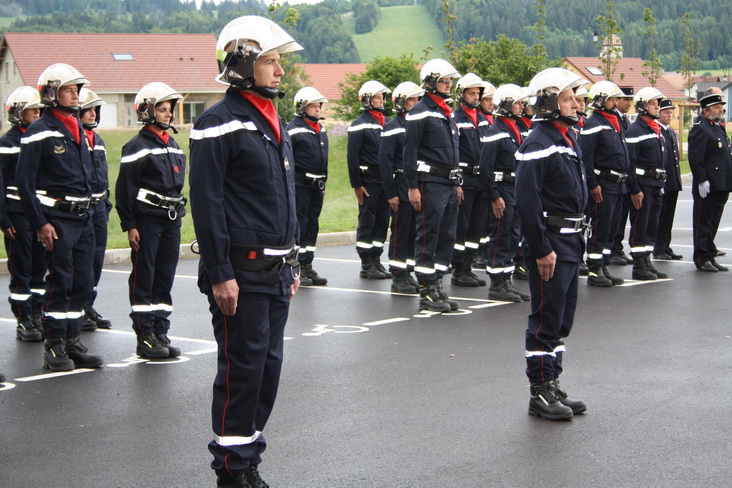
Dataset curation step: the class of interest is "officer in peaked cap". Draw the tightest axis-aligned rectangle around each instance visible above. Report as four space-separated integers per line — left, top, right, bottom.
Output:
653 99 683 260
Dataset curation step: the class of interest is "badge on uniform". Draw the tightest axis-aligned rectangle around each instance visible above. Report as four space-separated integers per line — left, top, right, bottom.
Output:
53 145 65 154
719 140 723 149
283 157 291 171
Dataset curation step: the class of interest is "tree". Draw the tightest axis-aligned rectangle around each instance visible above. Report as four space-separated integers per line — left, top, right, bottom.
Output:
641 8 662 86
679 12 702 97
334 54 420 121
454 35 546 87
596 1 623 82
440 0 459 65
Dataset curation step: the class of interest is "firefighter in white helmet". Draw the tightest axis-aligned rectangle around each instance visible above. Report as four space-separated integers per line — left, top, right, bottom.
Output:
478 80 497 126
515 67 589 420
16 63 104 372
0 86 46 343
574 85 590 128
403 58 462 312
287 86 329 286
348 80 392 279
189 15 303 488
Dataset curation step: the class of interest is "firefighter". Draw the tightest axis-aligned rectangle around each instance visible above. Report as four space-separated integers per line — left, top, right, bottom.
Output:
379 81 424 294
78 88 112 329
403 58 462 313
451 73 489 288
0 86 46 342
189 15 302 488
116 82 186 359
654 99 683 261
474 80 497 270
288 86 329 286
348 80 392 279
516 67 589 420
16 63 103 371
609 86 636 265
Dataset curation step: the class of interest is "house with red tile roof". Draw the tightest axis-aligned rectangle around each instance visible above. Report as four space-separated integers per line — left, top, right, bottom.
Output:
0 32 225 130
297 63 367 102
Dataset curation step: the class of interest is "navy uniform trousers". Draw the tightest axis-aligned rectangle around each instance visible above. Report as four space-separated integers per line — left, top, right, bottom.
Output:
356 181 390 260
414 181 458 286
44 215 94 340
6 210 47 318
207 291 290 474
129 215 180 336
295 183 324 266
525 259 578 383
628 185 663 256
654 190 679 255
693 191 729 266
388 196 417 273
89 199 111 305
586 192 623 269
485 189 520 276
451 184 487 270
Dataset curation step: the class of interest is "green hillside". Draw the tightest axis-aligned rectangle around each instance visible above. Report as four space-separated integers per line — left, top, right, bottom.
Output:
346 5 447 63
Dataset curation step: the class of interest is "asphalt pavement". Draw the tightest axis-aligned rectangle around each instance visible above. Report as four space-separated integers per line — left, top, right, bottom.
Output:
1 187 731 487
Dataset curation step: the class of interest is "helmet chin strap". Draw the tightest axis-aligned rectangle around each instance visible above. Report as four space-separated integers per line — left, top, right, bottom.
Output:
56 104 80 114
462 101 480 109
251 84 284 100
371 106 386 113
304 114 324 122
153 121 178 134
558 114 580 126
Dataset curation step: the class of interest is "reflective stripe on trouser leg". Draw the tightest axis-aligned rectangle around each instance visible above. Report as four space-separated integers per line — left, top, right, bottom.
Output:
355 181 390 258
485 204 519 274
628 185 663 256
295 185 323 266
388 199 417 272
5 210 47 318
414 182 458 286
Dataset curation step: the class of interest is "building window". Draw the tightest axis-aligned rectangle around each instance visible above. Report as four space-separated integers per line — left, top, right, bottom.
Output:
112 53 134 61
183 102 205 124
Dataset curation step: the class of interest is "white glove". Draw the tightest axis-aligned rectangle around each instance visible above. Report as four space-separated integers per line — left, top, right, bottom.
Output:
699 180 711 199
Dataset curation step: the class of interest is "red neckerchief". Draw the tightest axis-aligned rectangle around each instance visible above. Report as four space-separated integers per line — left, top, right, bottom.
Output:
240 90 281 144
18 127 26 134
463 106 478 127
304 117 321 134
85 129 95 149
551 121 574 148
598 110 621 133
51 109 81 145
643 116 661 135
484 113 494 125
521 116 532 128
578 115 585 128
501 117 522 144
145 125 170 145
368 110 385 127
427 93 452 118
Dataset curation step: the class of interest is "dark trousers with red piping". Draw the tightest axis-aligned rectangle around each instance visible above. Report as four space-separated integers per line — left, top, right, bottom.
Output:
5 210 47 319
88 200 110 306
451 187 487 269
654 190 679 255
693 190 729 267
355 181 390 259
295 184 324 266
207 291 290 475
586 192 623 269
525 259 578 383
128 216 180 336
628 185 663 256
413 182 458 286
387 199 416 272
485 205 520 274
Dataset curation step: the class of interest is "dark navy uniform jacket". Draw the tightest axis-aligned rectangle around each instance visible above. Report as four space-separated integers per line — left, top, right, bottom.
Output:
578 111 629 194
454 106 490 191
479 117 521 205
115 127 186 231
660 124 682 192
86 131 110 195
378 113 409 202
17 109 93 230
347 110 388 188
403 94 460 188
287 116 328 185
515 121 588 262
688 118 732 193
189 88 298 296
625 117 667 194
0 126 24 228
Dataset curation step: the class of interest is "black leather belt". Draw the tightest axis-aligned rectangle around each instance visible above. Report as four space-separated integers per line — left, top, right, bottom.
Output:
229 240 299 283
594 168 628 183
90 189 109 206
543 212 588 234
635 168 666 180
494 171 515 183
459 162 480 175
36 191 91 216
295 172 327 189
417 160 463 184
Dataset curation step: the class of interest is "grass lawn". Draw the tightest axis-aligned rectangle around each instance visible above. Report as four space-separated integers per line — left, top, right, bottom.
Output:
346 5 447 62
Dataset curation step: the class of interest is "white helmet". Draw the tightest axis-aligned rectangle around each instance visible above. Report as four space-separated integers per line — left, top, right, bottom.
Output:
358 80 391 111
481 81 497 99
588 80 623 111
294 86 327 119
634 87 665 118
492 84 526 118
78 88 106 130
134 82 184 130
528 67 588 123
5 86 44 127
37 63 89 113
574 86 590 99
420 58 460 98
392 81 425 113
455 73 484 108
216 15 303 98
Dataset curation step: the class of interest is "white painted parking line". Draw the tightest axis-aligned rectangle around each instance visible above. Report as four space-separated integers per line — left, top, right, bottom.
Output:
363 318 410 326
15 368 95 382
185 348 218 355
92 328 216 345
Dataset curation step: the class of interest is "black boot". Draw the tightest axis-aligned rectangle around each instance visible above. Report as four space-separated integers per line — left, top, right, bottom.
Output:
451 264 481 287
66 337 103 368
243 464 269 488
16 317 43 342
136 334 170 359
435 279 459 311
418 284 451 313
371 256 392 278
0 372 5 383
488 274 521 302
513 262 529 280
645 254 668 279
528 381 574 420
602 266 624 285
579 261 589 276
85 306 112 329
504 274 530 301
43 338 75 372
587 265 613 287
303 263 327 285
632 254 657 281
359 259 387 279
298 265 314 286
405 271 419 292
156 333 181 358
553 379 587 414
391 270 419 294
216 472 253 488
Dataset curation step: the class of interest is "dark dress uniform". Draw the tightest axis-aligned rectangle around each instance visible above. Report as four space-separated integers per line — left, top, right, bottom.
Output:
688 118 732 267
515 121 587 385
403 93 460 286
451 106 489 282
116 127 186 338
579 110 629 274
16 109 95 342
0 126 47 335
654 122 683 257
189 88 298 475
287 115 327 268
347 110 390 265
